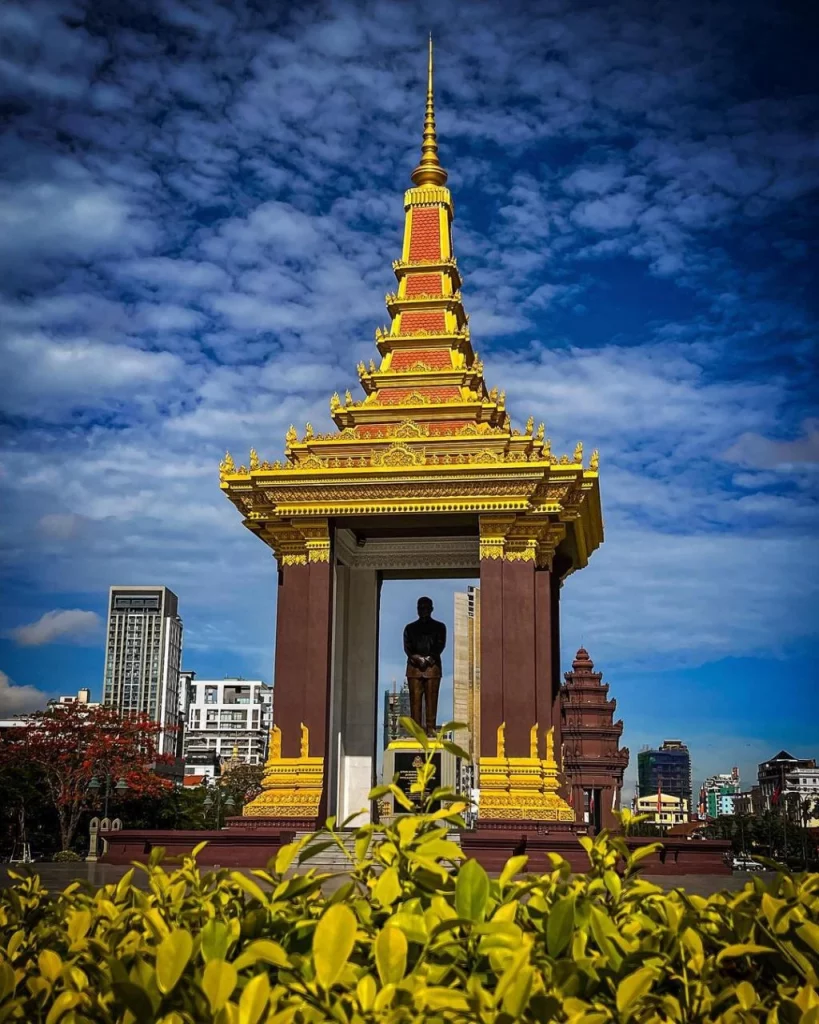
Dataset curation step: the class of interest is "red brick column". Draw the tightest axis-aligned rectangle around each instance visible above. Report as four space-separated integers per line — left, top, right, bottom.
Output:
478 556 504 758
501 559 537 758
273 561 333 759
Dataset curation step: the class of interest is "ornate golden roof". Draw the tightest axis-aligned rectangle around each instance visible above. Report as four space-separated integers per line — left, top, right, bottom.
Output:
220 43 603 575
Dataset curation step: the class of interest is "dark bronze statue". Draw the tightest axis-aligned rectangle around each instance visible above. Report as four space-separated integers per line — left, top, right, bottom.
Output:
403 596 447 736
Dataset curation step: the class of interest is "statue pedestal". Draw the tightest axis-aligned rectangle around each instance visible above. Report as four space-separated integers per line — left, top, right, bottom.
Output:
380 739 457 823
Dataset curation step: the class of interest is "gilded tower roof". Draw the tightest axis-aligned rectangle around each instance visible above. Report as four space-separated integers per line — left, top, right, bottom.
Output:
219 42 603 573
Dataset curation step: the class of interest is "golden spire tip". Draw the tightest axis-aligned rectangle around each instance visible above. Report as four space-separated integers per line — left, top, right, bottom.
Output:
411 35 447 188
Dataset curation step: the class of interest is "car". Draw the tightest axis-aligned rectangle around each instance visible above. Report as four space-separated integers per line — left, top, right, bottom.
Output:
732 856 764 871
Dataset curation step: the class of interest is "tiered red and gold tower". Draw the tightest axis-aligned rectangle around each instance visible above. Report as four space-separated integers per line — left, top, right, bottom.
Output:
561 648 629 830
220 41 603 830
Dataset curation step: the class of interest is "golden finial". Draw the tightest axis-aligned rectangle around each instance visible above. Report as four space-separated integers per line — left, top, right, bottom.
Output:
357 361 366 376
496 722 506 759
545 727 555 764
344 389 353 406
590 448 600 471
304 423 314 441
525 416 534 436
369 359 377 372
249 448 259 471
411 36 448 188
573 441 583 463
536 422 545 441
269 724 282 760
330 392 341 412
219 451 235 479
300 723 309 759
530 723 539 759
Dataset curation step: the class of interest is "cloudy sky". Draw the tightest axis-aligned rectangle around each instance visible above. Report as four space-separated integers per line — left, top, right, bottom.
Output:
1 0 816 794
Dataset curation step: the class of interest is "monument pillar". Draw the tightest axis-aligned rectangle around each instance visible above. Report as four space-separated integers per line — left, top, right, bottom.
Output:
477 515 574 826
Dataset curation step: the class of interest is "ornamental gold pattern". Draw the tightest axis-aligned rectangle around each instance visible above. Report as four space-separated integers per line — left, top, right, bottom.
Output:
478 720 575 823
242 723 323 820
218 42 603 574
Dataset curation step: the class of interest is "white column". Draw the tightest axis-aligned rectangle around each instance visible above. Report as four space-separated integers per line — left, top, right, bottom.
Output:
334 568 379 826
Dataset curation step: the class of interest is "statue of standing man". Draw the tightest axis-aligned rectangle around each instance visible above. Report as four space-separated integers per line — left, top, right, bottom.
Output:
403 596 447 736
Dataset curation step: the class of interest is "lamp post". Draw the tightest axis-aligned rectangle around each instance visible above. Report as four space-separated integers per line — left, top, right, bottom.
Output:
88 774 128 819
203 787 236 830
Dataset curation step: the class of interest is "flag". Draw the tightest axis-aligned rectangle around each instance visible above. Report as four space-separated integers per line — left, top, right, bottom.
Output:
589 789 595 816
657 779 662 816
772 785 781 806
567 787 573 807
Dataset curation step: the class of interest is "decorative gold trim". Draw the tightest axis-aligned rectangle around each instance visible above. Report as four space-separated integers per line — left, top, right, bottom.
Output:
243 723 323 820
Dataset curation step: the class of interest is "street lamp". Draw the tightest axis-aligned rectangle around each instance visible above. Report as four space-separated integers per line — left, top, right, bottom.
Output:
203 788 236 829
88 774 128 819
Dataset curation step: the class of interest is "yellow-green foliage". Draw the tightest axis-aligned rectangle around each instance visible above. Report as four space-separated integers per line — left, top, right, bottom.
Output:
0 799 818 1022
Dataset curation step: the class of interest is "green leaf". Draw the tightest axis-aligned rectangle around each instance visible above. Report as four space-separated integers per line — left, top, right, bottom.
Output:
66 909 91 944
546 893 575 958
238 973 270 1024
112 981 155 1021
455 858 490 922
313 903 357 989
201 959 238 1013
45 991 82 1024
373 866 401 907
0 961 16 1002
230 872 269 905
200 920 231 963
502 965 533 1017
356 974 377 1011
273 841 299 876
716 943 776 964
399 716 429 748
736 982 757 1010
440 739 472 760
38 950 62 982
797 921 819 954
232 940 290 972
155 929 193 994
616 966 657 1014
498 855 528 889
374 927 407 985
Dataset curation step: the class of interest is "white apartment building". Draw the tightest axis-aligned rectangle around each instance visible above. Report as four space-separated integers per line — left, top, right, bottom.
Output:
634 792 690 827
183 678 272 779
102 586 183 756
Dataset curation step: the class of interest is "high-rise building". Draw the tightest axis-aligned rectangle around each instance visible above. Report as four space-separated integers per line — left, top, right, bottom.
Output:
452 586 480 759
702 768 740 817
382 681 412 749
102 586 183 756
560 648 629 831
176 669 196 758
638 739 692 812
183 678 272 779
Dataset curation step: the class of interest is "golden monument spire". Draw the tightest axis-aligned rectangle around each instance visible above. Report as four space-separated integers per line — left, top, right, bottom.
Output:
411 35 448 188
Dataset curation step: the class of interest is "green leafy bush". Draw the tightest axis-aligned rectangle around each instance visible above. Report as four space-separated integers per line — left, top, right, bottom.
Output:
51 850 83 863
0 760 817 1021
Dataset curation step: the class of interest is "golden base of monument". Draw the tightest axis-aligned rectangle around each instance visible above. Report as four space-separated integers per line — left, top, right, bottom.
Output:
242 723 323 823
478 724 575 823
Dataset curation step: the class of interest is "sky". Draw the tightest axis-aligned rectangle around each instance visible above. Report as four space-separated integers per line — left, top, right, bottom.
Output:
0 0 817 796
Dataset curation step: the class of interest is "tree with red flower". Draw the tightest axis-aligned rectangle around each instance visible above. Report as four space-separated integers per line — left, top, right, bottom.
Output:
0 702 173 852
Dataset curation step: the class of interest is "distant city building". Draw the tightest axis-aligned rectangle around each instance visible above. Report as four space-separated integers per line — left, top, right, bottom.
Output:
183 678 272 779
177 669 197 758
560 647 629 831
638 739 692 811
452 585 480 759
757 750 819 824
51 687 99 708
634 792 689 827
102 586 183 756
382 681 411 750
702 768 741 817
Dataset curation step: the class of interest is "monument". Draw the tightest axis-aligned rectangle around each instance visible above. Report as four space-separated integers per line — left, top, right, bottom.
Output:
560 647 629 831
404 596 446 734
101 42 730 875
222 40 603 837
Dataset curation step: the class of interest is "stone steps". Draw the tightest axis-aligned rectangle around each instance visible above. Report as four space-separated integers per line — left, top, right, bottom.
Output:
289 829 461 873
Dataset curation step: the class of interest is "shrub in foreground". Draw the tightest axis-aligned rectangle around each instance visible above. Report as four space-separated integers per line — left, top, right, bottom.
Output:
0 783 817 1021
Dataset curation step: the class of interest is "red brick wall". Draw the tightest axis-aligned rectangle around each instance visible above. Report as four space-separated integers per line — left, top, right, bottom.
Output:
400 310 446 333
405 273 442 297
391 348 451 371
408 208 441 260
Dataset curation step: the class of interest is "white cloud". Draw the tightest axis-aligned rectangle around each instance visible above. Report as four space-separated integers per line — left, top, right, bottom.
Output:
11 609 102 647
724 419 819 470
0 670 47 716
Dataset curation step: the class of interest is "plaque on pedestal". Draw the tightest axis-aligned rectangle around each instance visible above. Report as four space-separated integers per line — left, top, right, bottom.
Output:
381 739 456 822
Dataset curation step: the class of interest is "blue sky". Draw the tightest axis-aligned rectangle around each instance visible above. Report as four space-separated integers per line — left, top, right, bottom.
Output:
0 0 817 795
